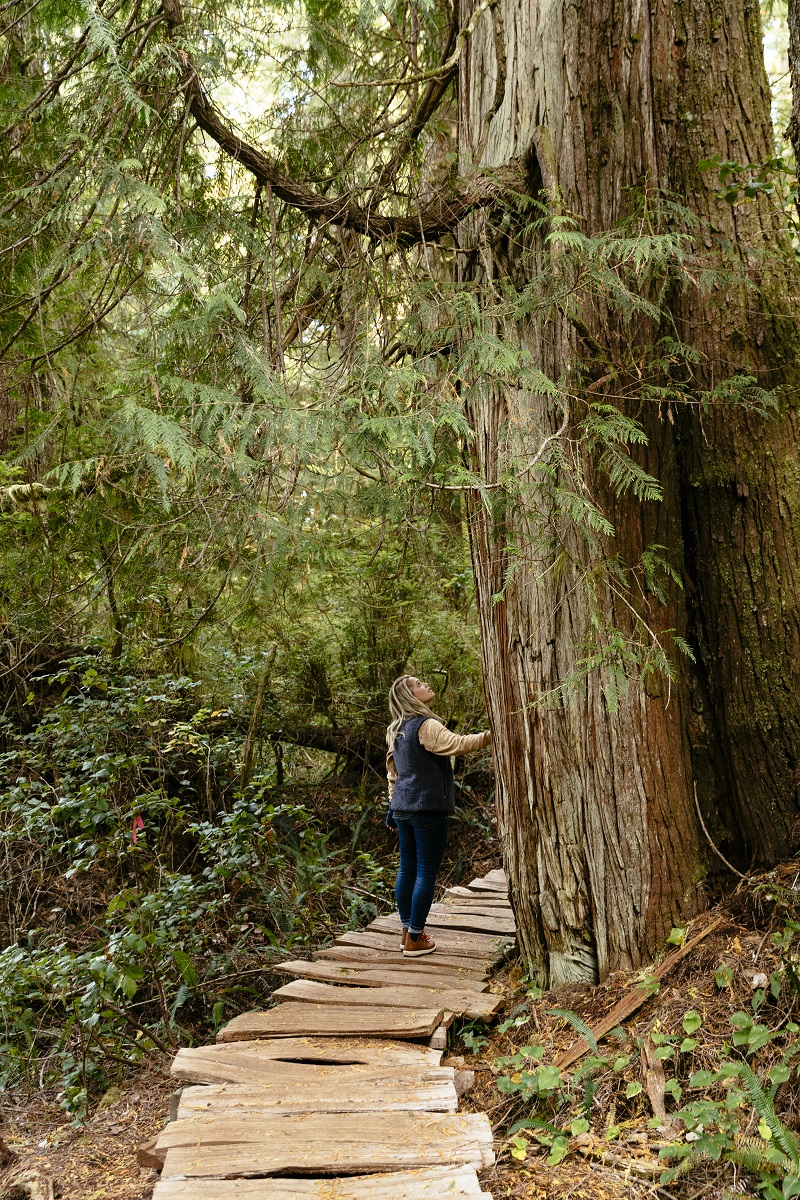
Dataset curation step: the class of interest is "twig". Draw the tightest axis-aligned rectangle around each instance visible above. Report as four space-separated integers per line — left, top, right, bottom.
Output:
266 183 285 376
100 1001 171 1056
334 0 495 88
192 964 281 992
693 781 748 880
526 400 569 470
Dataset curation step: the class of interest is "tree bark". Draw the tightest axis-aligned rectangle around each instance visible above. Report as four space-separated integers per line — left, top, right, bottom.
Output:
787 0 800 183
459 0 800 984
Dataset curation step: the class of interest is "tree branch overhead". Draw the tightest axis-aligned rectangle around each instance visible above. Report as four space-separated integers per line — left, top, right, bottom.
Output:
162 0 526 243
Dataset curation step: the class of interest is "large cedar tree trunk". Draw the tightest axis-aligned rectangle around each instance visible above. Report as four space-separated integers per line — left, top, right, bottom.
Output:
459 0 800 983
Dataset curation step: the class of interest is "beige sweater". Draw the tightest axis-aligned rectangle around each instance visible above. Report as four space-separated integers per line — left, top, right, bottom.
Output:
387 719 492 801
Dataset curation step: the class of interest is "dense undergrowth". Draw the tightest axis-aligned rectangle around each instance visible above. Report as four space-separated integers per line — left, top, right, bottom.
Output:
0 653 495 1118
455 865 800 1199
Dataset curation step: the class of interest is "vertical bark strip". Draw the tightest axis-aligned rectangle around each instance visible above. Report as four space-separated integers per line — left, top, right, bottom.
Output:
458 0 800 983
786 0 800 187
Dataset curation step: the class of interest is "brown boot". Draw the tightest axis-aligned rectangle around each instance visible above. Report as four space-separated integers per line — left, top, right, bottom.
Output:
404 930 436 958
401 927 408 950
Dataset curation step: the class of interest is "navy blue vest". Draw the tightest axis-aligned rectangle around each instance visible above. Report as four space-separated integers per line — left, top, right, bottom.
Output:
391 716 455 815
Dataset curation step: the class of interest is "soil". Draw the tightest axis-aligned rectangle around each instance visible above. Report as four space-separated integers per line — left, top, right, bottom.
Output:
0 1062 172 1200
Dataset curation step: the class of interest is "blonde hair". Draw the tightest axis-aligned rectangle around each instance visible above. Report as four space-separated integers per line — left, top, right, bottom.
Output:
386 675 442 753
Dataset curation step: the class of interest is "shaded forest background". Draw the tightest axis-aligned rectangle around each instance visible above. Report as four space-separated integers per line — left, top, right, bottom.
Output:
0 0 503 1115
0 0 797 1140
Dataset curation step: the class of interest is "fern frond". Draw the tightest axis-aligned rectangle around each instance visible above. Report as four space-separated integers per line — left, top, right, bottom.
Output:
733 1060 800 1166
547 1006 600 1056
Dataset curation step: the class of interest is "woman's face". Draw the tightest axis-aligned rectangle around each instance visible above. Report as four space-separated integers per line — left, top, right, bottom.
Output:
410 678 435 704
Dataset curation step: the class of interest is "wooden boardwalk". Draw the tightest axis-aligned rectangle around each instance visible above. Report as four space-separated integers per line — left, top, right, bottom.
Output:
147 869 513 1200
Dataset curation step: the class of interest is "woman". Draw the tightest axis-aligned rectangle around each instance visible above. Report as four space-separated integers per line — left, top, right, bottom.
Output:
386 675 491 957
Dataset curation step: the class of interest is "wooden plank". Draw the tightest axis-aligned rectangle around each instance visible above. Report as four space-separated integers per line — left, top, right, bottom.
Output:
428 1022 448 1050
480 869 507 884
156 1110 495 1176
465 881 508 894
275 960 489 992
316 946 489 976
418 911 516 936
367 917 513 951
218 1003 444 1043
442 891 510 907
272 979 503 1020
176 1064 458 1116
436 901 513 915
431 911 514 931
335 931 504 961
154 1164 492 1198
172 1038 442 1085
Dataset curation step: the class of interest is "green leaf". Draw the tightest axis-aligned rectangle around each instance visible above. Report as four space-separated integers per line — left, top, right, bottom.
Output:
120 973 138 999
173 949 198 988
626 1081 643 1098
537 1065 562 1090
770 1064 792 1086
570 1118 590 1135
715 964 734 988
547 1135 570 1165
666 926 687 947
680 1038 698 1052
683 1010 702 1034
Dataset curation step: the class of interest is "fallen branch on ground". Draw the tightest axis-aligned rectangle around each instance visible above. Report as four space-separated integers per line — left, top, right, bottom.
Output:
554 916 725 1070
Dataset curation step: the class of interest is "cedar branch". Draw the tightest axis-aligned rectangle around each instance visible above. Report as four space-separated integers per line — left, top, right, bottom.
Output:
162 0 526 244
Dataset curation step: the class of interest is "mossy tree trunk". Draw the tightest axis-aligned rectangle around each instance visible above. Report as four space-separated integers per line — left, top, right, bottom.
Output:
459 0 800 984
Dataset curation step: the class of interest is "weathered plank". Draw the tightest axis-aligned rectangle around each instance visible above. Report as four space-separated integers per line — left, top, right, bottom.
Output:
172 1037 442 1085
442 888 510 904
154 1164 492 1198
436 901 513 916
218 1003 444 1043
428 1022 449 1050
367 917 513 951
176 1064 458 1116
480 869 507 884
156 1110 495 1176
415 911 516 936
431 911 515 931
316 946 489 975
334 931 504 961
272 979 502 1020
465 881 508 894
275 960 489 992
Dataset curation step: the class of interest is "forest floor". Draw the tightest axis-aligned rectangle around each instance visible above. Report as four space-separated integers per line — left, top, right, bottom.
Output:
451 861 800 1200
2 852 798 1199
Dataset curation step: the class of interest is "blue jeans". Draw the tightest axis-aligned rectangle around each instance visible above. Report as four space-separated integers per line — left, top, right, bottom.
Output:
395 813 449 934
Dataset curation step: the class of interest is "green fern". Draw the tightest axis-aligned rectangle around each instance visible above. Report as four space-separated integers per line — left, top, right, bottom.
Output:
733 1060 800 1167
547 1007 602 1057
